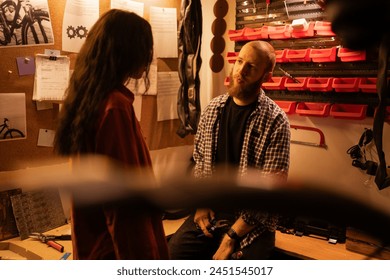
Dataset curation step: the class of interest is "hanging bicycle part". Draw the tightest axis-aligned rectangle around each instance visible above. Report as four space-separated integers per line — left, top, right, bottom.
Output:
290 124 327 149
373 32 390 190
176 0 202 138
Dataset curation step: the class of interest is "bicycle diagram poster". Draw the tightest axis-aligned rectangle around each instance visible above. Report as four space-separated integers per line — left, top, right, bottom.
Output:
0 0 54 47
0 93 27 141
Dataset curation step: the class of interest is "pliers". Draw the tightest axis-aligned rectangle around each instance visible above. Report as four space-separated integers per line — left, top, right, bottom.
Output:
29 232 71 252
197 219 230 237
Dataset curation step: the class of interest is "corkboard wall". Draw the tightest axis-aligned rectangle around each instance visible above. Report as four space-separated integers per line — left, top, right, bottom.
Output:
0 0 194 172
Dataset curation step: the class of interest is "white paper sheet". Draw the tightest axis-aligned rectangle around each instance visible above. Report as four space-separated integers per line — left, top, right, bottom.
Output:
150 7 178 58
127 58 158 95
62 0 99 53
33 54 70 102
110 0 144 16
37 129 55 147
157 72 180 121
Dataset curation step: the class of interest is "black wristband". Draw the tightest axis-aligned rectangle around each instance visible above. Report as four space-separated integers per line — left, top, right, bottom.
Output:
226 228 241 240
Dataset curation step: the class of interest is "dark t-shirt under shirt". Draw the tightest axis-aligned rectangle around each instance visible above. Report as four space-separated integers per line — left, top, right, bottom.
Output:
216 96 257 166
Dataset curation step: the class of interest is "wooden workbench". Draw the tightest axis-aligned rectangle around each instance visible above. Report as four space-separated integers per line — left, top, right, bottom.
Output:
0 221 378 260
274 231 378 260
0 224 72 260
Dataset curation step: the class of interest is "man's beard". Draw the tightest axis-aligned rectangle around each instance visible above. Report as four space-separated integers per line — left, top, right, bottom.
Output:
228 73 262 100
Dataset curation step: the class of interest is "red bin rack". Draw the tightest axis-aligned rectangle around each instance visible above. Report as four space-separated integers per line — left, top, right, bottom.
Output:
224 76 230 87
284 77 309 91
244 26 268 40
275 49 288 63
268 25 291 39
332 78 360 92
274 100 297 114
262 77 287 90
309 47 337 63
296 102 331 117
337 48 366 62
307 77 334 92
286 48 311 62
228 28 247 41
358 77 377 93
314 21 336 36
290 21 315 38
226 52 238 64
330 104 368 120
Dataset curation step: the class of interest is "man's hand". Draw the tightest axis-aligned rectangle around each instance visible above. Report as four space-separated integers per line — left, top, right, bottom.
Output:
212 235 235 260
194 208 215 237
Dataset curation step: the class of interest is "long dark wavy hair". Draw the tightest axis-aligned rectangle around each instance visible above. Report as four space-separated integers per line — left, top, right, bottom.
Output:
54 9 153 155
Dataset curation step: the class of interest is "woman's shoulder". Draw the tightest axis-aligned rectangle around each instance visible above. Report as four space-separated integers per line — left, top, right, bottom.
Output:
105 86 134 109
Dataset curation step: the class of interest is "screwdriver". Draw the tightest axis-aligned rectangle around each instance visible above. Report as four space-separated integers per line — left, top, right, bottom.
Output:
266 0 270 17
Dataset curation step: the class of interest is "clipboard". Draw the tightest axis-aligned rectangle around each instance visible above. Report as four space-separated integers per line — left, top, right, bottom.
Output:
33 54 70 102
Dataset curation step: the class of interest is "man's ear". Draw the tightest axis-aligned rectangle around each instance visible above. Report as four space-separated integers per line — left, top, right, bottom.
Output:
262 72 272 83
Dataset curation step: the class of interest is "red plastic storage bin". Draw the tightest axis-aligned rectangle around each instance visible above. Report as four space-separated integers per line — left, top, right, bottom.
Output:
314 21 336 36
275 49 288 63
296 102 331 117
332 78 360 92
224 76 230 87
307 77 334 92
284 77 309 91
244 26 268 40
262 77 287 90
330 104 368 120
337 48 366 62
274 101 297 114
309 47 337 63
290 21 315 38
268 25 291 39
228 28 247 41
286 48 311 62
358 77 377 93
226 52 238 64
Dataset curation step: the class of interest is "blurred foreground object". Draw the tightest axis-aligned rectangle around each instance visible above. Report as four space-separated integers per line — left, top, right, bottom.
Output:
324 0 390 190
325 0 390 50
2 155 390 246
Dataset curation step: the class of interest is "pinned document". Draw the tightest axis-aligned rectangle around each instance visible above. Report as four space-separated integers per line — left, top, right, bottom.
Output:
33 54 70 102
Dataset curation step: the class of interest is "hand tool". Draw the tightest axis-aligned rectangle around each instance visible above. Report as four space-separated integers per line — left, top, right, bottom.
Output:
284 0 290 18
251 0 257 13
265 0 270 17
60 252 71 260
29 232 71 252
278 66 301 83
290 125 327 149
197 219 230 237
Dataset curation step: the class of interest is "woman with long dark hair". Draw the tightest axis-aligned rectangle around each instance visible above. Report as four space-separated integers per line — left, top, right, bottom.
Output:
54 9 169 259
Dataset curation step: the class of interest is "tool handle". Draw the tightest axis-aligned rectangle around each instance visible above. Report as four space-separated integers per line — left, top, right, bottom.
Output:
47 240 64 253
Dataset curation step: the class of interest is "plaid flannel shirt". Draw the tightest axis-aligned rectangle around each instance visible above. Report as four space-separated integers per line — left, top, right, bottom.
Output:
193 90 290 249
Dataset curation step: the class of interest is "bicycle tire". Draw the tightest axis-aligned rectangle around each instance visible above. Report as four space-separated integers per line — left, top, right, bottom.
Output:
21 10 50 45
3 129 25 139
0 23 8 46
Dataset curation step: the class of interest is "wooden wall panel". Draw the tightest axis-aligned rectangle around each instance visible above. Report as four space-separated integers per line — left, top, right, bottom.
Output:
0 0 193 171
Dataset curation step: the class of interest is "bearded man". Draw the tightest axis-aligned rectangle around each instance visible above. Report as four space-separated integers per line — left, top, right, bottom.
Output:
168 40 291 260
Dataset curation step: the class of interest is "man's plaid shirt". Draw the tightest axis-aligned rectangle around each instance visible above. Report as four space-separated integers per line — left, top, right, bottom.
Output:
193 90 291 249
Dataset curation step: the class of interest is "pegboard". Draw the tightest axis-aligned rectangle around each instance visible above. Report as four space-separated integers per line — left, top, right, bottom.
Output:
0 0 193 172
231 0 388 114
